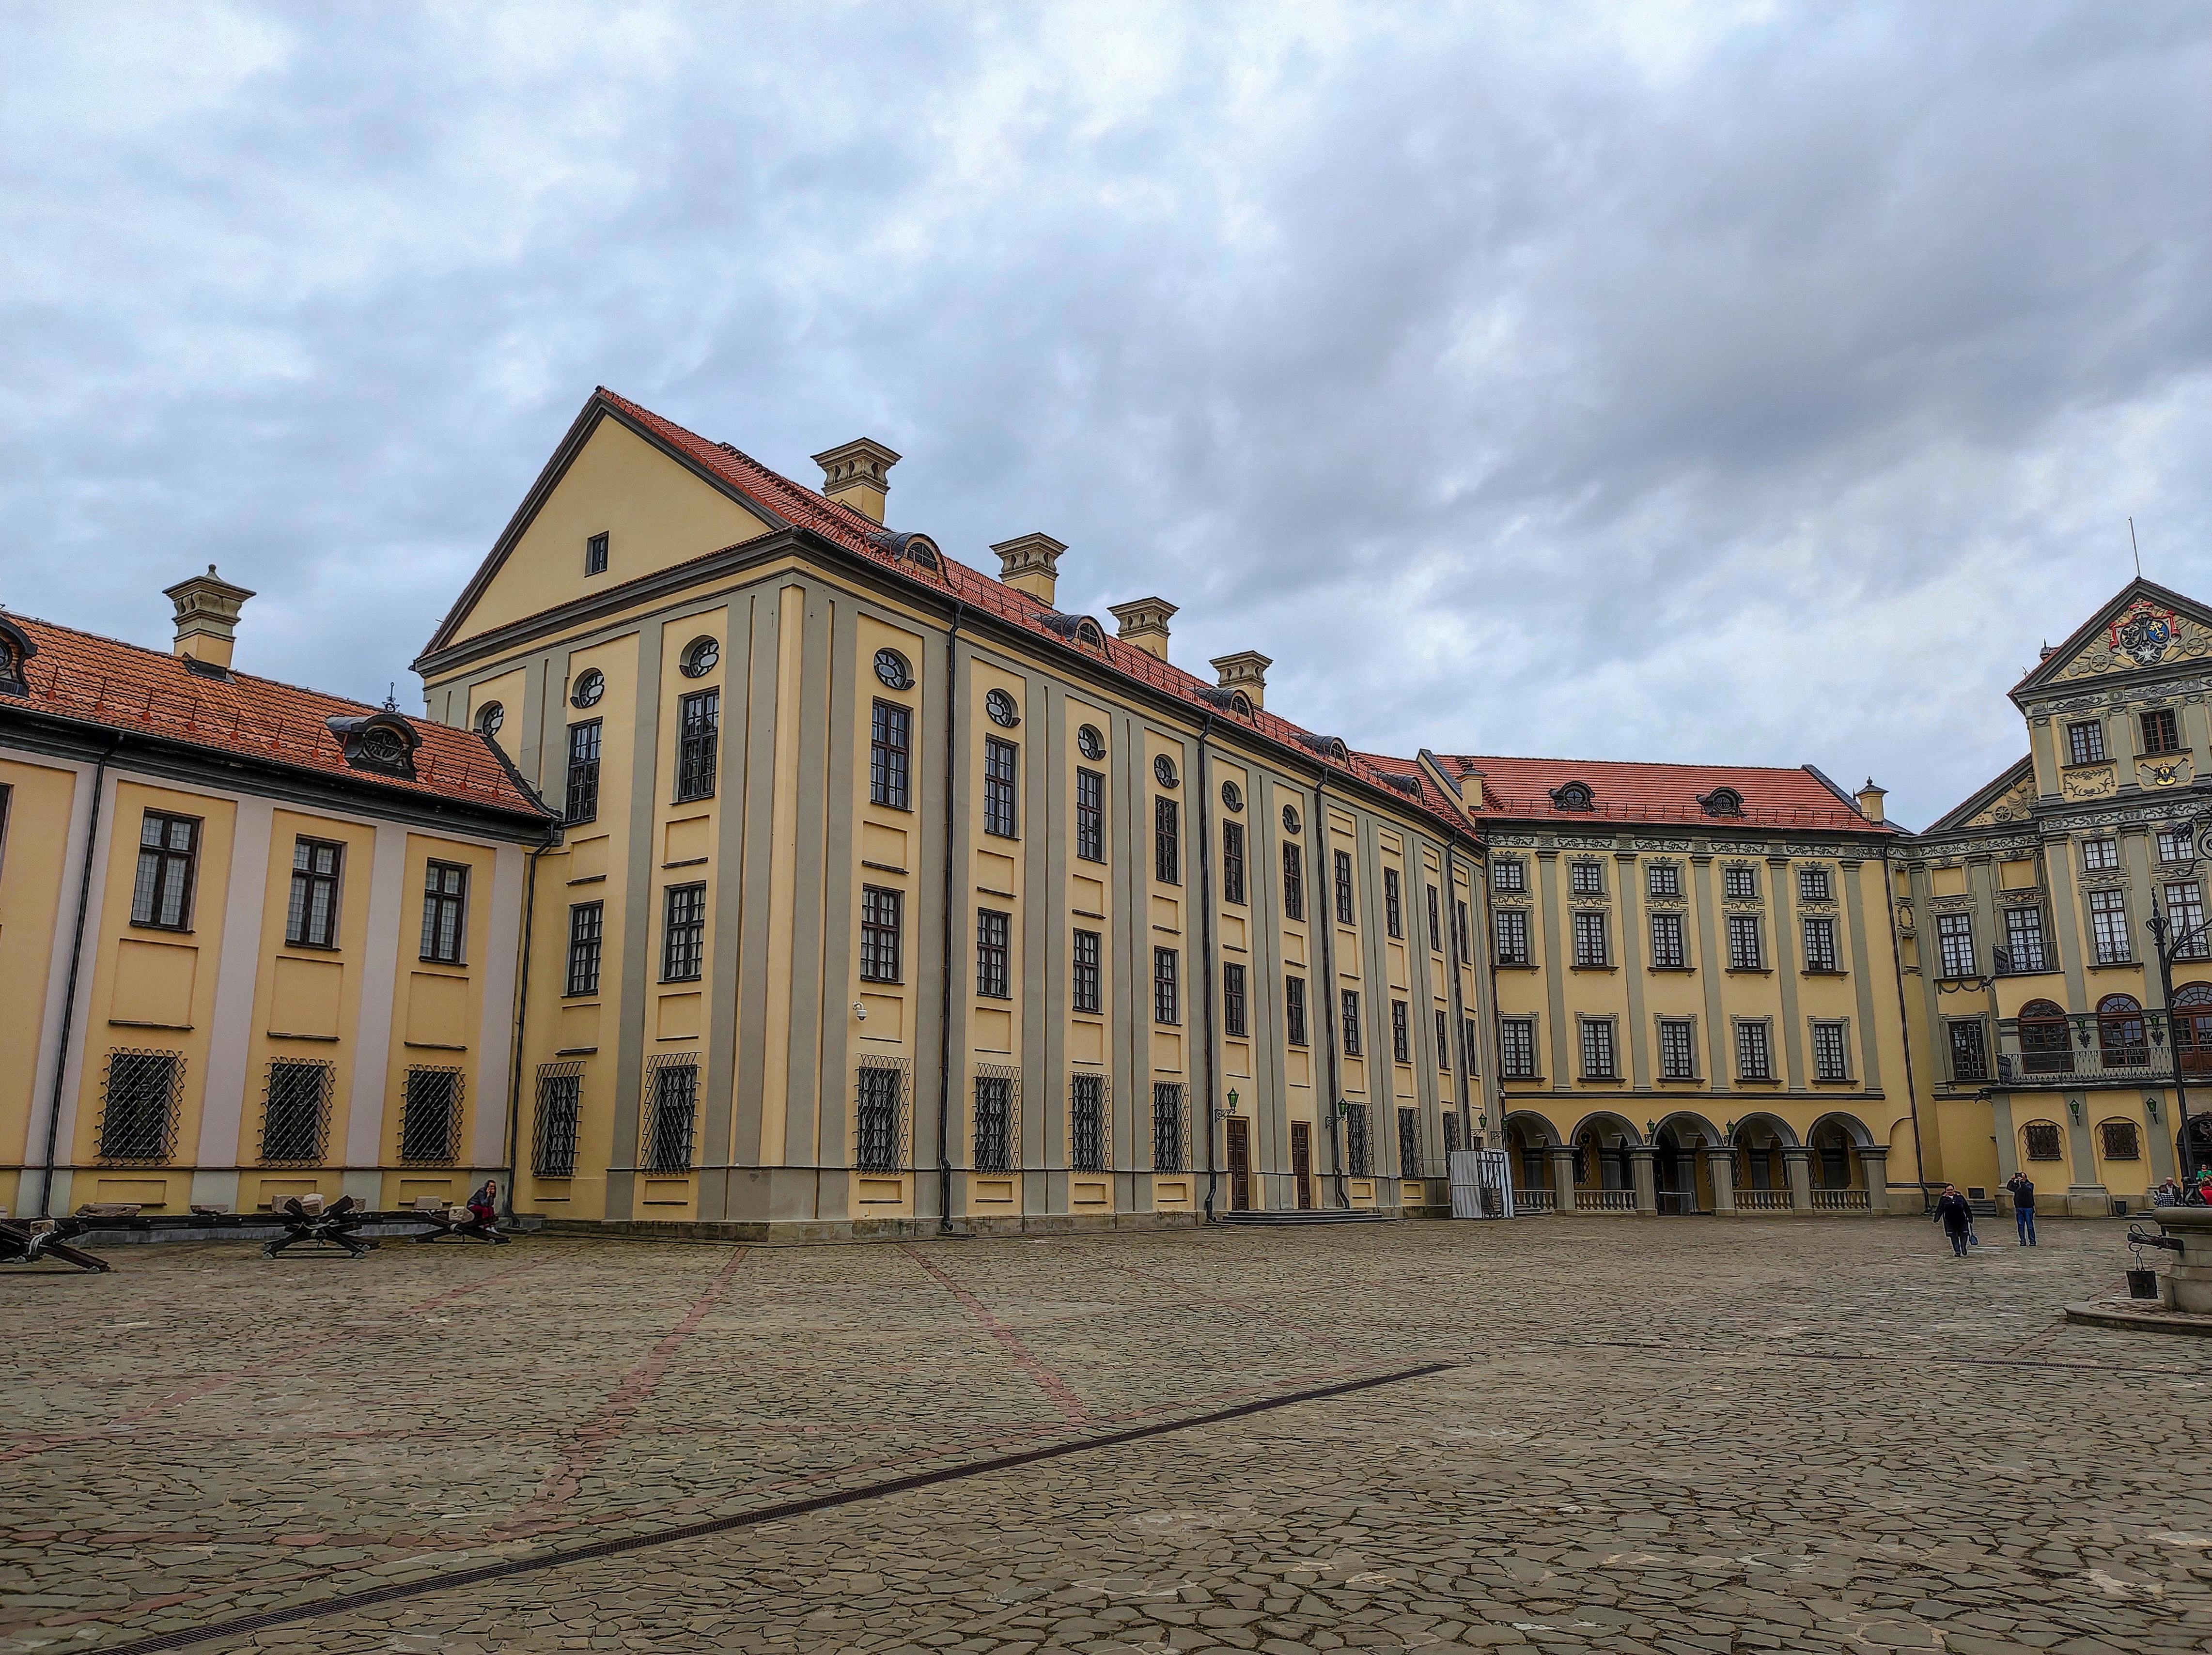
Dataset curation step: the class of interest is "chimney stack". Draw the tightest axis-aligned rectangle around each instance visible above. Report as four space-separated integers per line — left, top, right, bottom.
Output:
1459 763 1486 809
811 438 900 524
1210 650 1272 709
992 533 1066 605
1854 778 1887 824
1107 597 1177 662
164 565 255 671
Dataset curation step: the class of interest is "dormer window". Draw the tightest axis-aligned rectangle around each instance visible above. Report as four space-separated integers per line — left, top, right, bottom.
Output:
1075 617 1105 649
1230 691 1254 718
0 616 35 696
328 712 422 780
1698 787 1744 818
1550 781 1594 811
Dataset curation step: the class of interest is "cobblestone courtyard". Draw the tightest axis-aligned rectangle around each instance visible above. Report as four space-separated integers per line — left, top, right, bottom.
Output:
4 1216 2209 1654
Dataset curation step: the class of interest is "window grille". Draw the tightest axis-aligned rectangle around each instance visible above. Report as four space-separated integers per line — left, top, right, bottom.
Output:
398 1067 464 1164
859 886 902 983
1797 866 1832 902
1334 850 1355 924
1072 928 1102 1014
1658 1019 1696 1080
1498 1018 1536 1079
1572 911 1608 967
1075 768 1105 862
871 700 911 809
1492 859 1526 894
1223 820 1246 905
2100 1119 2141 1160
2004 907 2048 973
1340 989 1362 1056
1384 868 1403 937
1285 974 1308 1047
1344 1102 1371 1176
662 882 707 981
96 1049 183 1162
676 689 720 801
2082 837 2119 871
2023 1122 2063 1160
1569 861 1604 896
132 812 199 929
286 838 343 948
420 861 468 963
1070 1072 1108 1172
1722 865 1758 899
973 1067 1019 1172
1153 946 1179 1025
1282 842 1304 918
983 737 1018 837
2144 708 2181 755
567 901 604 996
1811 1021 1850 1081
976 909 1011 998
1434 1007 1450 1069
1154 794 1179 883
566 720 602 824
259 1059 334 1165
2088 888 2131 963
1579 1019 1618 1080
642 1057 698 1172
1734 1021 1774 1082
1802 916 1839 972
1647 863 1681 897
1444 1113 1461 1155
1649 911 1685 969
1427 884 1441 951
855 1061 907 1171
1223 963 1248 1037
1495 909 1530 966
1152 1082 1186 1172
534 1064 584 1176
2067 721 2106 766
1727 914 1764 971
1947 1020 1990 1083
1398 1108 1421 1179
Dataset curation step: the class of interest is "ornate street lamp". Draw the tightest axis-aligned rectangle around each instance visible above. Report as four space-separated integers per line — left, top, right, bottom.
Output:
2143 894 2212 1181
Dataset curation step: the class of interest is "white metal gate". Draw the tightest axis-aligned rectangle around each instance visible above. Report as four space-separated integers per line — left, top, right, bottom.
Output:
1449 1149 1514 1218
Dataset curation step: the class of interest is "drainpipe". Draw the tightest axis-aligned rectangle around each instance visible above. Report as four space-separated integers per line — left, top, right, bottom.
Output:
1442 838 1474 1146
936 602 967 1234
500 822 558 1222
1880 840 1932 1213
1312 772 1349 1207
1195 714 1222 1221
38 743 115 1218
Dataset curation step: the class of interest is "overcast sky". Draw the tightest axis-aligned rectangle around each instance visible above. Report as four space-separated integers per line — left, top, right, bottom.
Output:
3 2 2207 828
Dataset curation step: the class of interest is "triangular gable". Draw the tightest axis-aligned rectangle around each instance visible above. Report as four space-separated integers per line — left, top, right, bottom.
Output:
2012 578 2212 698
1923 756 2034 835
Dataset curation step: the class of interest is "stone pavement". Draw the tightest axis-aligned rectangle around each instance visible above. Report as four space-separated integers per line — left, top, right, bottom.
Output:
4 1217 2211 1653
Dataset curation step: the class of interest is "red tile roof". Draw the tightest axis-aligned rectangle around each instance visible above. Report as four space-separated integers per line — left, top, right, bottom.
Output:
0 612 551 822
1425 753 1893 834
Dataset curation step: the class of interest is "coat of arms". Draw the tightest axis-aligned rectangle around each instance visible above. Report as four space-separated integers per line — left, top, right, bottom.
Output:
2111 600 2178 667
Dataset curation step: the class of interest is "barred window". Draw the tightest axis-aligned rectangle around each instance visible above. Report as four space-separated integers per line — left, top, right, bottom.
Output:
856 1064 903 1171
2005 906 2049 973
1658 1018 1696 1080
1495 908 1530 966
1281 842 1305 919
644 1061 697 1172
533 1067 582 1177
131 811 200 930
1727 913 1764 971
1492 859 1526 894
1798 866 1832 901
1334 849 1355 924
1222 820 1246 905
1579 1019 1618 1080
2082 836 2119 871
1340 989 1362 1056
1935 913 1975 978
2068 720 2106 766
1071 1073 1106 1171
420 861 468 963
1384 868 1403 937
871 700 912 810
1802 916 1838 973
2167 882 2210 959
1153 1082 1185 1172
1811 1021 1850 1081
859 886 902 983
1723 865 1758 899
973 1073 1015 1171
398 1067 463 1164
1427 883 1442 951
1153 946 1180 1025
1072 928 1101 1014
2100 1118 2142 1160
1075 767 1105 862
1391 998 1410 1063
1223 962 1248 1038
1572 911 1608 968
1650 911 1686 969
2023 1121 2063 1160
983 737 1018 837
2088 887 2131 963
1948 1019 1990 1083
1435 1006 1450 1069
287 838 343 948
1646 863 1681 898
1154 794 1179 884
1570 861 1604 896
976 909 1011 999
566 901 604 997
1345 1101 1371 1177
566 720 602 824
675 688 719 802
260 1060 333 1164
97 1050 181 1161
1735 1021 1774 1082
1498 1017 1536 1078
1398 1107 1420 1180
1285 974 1308 1047
662 882 706 981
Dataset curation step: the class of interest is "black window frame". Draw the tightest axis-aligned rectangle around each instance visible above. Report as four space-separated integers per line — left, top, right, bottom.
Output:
1153 945 1180 1025
1391 998 1410 1063
859 885 903 984
1281 842 1304 919
585 531 609 576
1492 859 1526 894
1384 868 1402 938
982 737 1019 838
1802 915 1839 973
1935 913 1976 979
285 836 344 950
1285 974 1308 1047
1075 767 1106 862
1948 1019 1991 1083
1726 913 1764 971
1344 1101 1371 1177
2144 707 2181 756
1072 927 1101 1014
675 688 720 803
1498 1017 1536 1079
1222 819 1246 906
1398 1107 1421 1180
2004 905 2049 973
1572 910 1608 968
1722 865 1758 900
565 900 604 997
1340 988 1361 1056
260 1058 333 1165
1649 910 1686 969
419 860 469 964
661 882 707 982
1334 849 1355 925
976 908 1011 999
565 719 603 825
1153 1082 1185 1172
1223 961 1248 1037
1494 908 1531 966
1647 863 1682 898
1811 1020 1850 1081
1427 883 1441 952
871 699 913 811
131 810 201 931
1154 795 1180 884
1434 1007 1450 1069
2067 720 2106 766
1658 1018 1697 1080
1070 1072 1106 1172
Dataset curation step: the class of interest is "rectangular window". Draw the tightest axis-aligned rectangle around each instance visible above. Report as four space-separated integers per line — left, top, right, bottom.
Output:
644 1062 697 1172
2088 887 2131 963
2004 906 2049 973
1153 946 1180 1025
1647 863 1681 898
976 909 1011 998
1398 1107 1421 1180
1435 1007 1450 1069
661 882 706 981
1499 1017 1536 1079
1492 859 1526 894
1934 913 1974 978
973 1074 1013 1172
1580 1019 1618 1080
859 886 903 984
1427 884 1442 951
1154 795 1179 883
585 531 609 575
1722 865 1758 899
1223 962 1248 1037
533 1070 581 1177
1384 868 1403 937
2160 828 2195 864
1340 989 1362 1056
2143 707 2181 755
1072 928 1101 1014
1075 768 1105 862
1285 975 1309 1047
1334 850 1355 924
1391 999 1410 1063
1280 842 1306 919
1812 1021 1850 1081
870 700 912 810
1948 1020 1990 1083
565 901 604 996
1455 899 1470 959
286 837 343 949
1344 1102 1371 1177
565 719 602 824
260 1059 333 1164
1735 1021 1774 1082
1572 911 1608 968
1649 911 1686 969
1070 1073 1106 1172
98 1050 179 1160
1569 861 1604 896
1727 913 1764 971
2068 720 2107 766
983 737 1018 838
675 688 719 802
1658 1019 1697 1080
2168 882 2210 959
855 1065 902 1171
1223 820 1246 905
420 861 469 964
398 1067 462 1164
1802 915 1838 973
2082 836 2119 871
1462 1016 1480 1073
130 811 200 930
1798 866 1832 902
1153 1082 1185 1172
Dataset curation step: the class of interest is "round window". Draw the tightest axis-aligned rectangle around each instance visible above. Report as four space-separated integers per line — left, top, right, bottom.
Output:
680 637 720 678
475 702 504 738
570 669 605 709
874 648 912 690
1281 804 1302 834
1153 755 1178 788
362 726 407 765
1221 780 1244 812
985 688 1021 728
1076 724 1106 761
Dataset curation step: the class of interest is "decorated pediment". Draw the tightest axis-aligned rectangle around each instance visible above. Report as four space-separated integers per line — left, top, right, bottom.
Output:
1964 767 2037 828
2018 581 2212 695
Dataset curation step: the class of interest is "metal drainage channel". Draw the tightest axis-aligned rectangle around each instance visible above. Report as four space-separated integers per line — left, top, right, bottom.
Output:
93 1360 1457 1655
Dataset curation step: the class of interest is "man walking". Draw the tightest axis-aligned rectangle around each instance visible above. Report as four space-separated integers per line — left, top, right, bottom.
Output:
1934 1184 1974 1257
2005 1170 2038 1246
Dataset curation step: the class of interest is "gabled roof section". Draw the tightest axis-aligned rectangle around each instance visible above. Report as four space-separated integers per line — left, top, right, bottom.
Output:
1921 756 2036 835
1417 753 1895 834
0 612 551 821
2011 578 2212 699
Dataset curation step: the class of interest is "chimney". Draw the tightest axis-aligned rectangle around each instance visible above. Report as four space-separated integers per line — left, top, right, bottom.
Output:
164 565 255 670
1855 777 1887 823
1459 763 1486 809
1210 650 1272 709
1107 597 1177 662
992 532 1066 605
811 438 900 524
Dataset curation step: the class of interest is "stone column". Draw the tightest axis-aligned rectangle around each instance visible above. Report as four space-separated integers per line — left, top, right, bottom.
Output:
1782 1145 1815 1214
1628 1145 1658 1215
1548 1145 1578 1212
1858 1145 1890 1216
1704 1145 1737 1215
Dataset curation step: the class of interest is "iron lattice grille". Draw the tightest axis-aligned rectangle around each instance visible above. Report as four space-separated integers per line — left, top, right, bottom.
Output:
1398 1107 1422 1182
1344 1102 1371 1177
1152 1082 1187 1173
398 1067 465 1165
641 1056 699 1173
97 1049 184 1162
258 1059 335 1166
534 1062 585 1177
854 1059 910 1172
1069 1071 1110 1172
973 1065 1022 1172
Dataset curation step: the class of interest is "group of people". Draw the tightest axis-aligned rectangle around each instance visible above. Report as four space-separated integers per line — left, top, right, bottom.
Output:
1931 1171 2042 1256
2152 1167 2212 1206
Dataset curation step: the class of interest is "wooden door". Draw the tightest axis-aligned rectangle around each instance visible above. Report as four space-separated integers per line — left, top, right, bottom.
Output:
1226 1117 1252 1211
1291 1122 1313 1210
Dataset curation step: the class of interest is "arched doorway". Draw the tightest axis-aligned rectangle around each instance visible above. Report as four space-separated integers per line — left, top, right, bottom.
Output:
1651 1125 1687 1214
1730 1114 1798 1211
2018 998 2073 1076
1570 1113 1642 1209
1503 1112 1561 1209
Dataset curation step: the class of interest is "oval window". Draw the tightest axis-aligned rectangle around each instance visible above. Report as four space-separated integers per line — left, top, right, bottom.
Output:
1221 780 1244 812
475 702 504 738
680 637 720 679
1281 804 1302 834
570 669 605 709
362 726 407 764
874 648 912 690
1153 755 1179 788
1076 724 1106 761
985 688 1021 728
